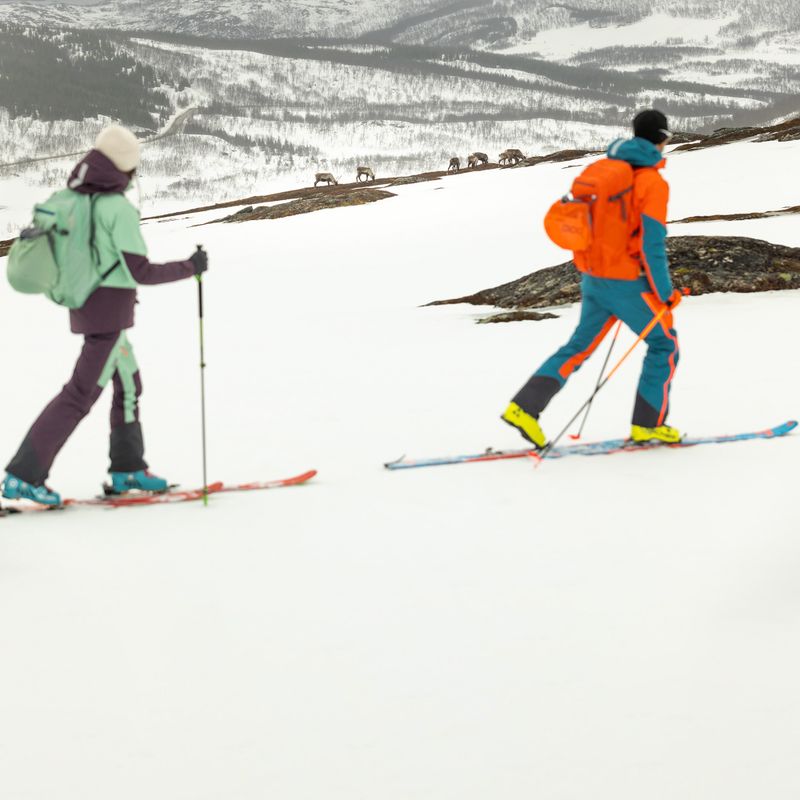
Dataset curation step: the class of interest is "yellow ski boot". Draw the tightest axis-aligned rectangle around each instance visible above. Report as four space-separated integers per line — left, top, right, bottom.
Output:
630 424 682 444
502 402 547 449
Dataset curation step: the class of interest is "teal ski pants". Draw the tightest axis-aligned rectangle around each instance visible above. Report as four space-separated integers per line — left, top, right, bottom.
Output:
513 275 679 427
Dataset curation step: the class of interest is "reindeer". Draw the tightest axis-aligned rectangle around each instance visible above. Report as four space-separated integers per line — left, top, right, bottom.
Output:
448 157 461 172
469 152 489 168
357 166 375 182
507 148 525 164
314 172 338 187
499 150 512 165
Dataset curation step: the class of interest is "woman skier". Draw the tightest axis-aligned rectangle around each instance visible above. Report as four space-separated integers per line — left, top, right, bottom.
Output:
3 125 208 506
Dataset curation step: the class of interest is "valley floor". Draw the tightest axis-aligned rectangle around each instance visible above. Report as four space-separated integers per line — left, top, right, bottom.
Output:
1 141 799 798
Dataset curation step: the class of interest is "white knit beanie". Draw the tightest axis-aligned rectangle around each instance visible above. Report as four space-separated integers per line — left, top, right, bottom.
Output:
95 124 141 172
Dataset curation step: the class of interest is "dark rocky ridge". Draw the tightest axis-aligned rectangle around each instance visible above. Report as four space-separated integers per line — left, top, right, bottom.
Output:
427 236 800 321
0 118 794 256
143 163 499 223
129 117 799 227
670 205 800 224
674 117 800 152
478 310 559 324
213 189 396 224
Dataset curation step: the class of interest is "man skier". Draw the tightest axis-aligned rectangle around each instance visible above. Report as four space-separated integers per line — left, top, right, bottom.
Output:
503 109 680 448
2 125 208 506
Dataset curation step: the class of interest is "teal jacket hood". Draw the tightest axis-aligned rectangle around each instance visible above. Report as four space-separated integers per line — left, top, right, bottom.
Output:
607 137 664 168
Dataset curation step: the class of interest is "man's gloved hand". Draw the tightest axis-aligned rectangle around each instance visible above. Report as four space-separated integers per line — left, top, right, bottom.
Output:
190 248 208 276
665 288 684 309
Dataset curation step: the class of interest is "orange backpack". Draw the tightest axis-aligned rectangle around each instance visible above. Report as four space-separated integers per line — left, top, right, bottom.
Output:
544 158 639 279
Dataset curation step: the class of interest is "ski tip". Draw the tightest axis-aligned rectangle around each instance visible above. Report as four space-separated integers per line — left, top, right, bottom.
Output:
294 470 318 483
383 455 407 469
278 470 317 485
765 420 798 437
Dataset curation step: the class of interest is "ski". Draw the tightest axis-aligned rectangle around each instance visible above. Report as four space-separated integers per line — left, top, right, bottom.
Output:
214 471 318 495
85 482 224 508
99 470 318 507
1 470 317 514
384 421 797 470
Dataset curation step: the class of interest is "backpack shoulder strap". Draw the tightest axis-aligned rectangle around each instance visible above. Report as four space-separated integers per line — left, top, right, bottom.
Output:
89 193 122 279
89 193 100 266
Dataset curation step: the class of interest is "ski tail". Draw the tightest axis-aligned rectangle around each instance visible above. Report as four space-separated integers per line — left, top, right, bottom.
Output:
385 420 797 470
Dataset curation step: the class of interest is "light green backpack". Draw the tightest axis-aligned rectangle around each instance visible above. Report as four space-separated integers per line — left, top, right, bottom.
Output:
6 189 119 309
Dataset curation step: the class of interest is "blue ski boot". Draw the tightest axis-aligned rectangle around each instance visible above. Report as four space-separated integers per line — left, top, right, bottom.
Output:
108 470 169 495
2 473 62 507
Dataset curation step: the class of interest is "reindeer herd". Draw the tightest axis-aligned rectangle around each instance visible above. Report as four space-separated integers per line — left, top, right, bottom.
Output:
450 149 525 171
314 166 375 187
313 148 526 188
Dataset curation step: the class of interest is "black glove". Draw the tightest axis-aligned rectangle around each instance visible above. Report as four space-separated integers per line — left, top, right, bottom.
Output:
190 248 208 276
665 289 684 309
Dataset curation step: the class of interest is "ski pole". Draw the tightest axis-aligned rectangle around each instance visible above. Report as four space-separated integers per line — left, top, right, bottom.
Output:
537 295 683 461
569 319 623 441
195 245 209 507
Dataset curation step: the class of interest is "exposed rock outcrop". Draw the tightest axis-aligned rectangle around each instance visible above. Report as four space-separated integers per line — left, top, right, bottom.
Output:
145 165 498 223
427 236 800 321
522 148 600 166
670 205 800 224
141 117 790 226
668 131 709 145
674 117 800 152
478 310 559 324
215 188 396 223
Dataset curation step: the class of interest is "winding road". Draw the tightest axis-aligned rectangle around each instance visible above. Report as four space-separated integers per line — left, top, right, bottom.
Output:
0 107 199 171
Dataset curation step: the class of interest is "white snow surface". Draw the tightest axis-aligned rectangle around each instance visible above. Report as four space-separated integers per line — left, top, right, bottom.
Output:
501 12 739 58
1 138 799 798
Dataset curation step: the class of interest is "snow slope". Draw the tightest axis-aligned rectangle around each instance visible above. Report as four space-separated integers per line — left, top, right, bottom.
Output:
0 0 453 37
501 11 739 58
0 137 799 798
4 0 798 44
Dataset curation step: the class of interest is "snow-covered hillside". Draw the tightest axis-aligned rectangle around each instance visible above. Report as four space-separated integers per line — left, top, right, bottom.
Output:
2 21 795 220
0 131 798 798
2 1 798 213
4 0 800 43
0 0 451 37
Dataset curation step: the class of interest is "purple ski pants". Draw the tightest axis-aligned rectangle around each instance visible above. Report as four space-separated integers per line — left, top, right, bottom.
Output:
6 331 147 486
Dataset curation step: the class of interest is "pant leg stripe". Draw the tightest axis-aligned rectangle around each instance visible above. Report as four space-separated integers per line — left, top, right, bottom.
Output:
557 316 617 380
